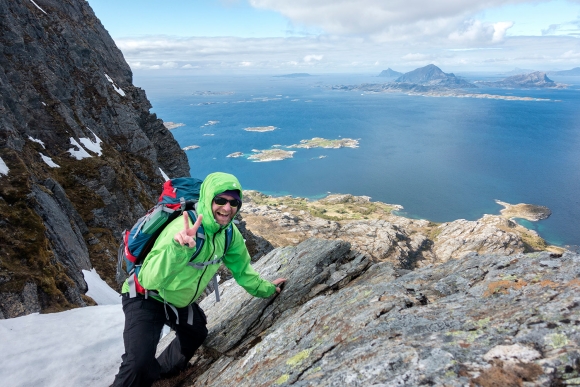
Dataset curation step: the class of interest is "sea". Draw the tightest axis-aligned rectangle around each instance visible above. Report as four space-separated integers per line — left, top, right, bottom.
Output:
133 73 580 250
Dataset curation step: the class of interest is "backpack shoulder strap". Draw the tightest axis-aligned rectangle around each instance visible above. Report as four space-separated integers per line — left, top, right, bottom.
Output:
224 223 234 254
186 210 206 261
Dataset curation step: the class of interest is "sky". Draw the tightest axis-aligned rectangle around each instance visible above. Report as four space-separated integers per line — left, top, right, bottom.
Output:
0 270 124 387
85 0 580 74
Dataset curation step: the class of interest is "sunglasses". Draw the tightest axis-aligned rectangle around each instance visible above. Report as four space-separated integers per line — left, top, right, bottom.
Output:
213 197 241 208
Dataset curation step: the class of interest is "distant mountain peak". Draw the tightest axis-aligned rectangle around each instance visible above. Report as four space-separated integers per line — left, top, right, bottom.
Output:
396 64 448 83
378 68 403 77
394 64 475 88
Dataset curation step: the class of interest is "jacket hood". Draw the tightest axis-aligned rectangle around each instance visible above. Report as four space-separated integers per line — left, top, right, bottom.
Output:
198 172 243 234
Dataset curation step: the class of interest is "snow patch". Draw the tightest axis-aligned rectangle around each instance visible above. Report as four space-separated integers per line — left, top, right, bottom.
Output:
104 73 126 96
28 136 45 148
30 0 47 14
0 157 8 176
0 305 124 387
79 129 103 156
82 269 121 305
159 168 170 181
40 153 60 168
68 138 92 160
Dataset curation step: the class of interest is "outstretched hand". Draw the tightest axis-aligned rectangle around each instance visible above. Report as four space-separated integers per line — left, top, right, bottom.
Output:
272 278 287 294
174 212 203 248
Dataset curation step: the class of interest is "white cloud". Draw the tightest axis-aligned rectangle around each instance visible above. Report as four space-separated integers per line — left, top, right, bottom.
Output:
492 21 514 42
561 50 580 58
248 0 531 36
115 31 580 74
304 54 323 62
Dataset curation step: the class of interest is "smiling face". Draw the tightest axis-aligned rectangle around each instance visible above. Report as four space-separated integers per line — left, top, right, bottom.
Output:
212 193 239 226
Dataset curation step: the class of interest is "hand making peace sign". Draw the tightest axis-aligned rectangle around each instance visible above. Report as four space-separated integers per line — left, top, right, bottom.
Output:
174 212 203 248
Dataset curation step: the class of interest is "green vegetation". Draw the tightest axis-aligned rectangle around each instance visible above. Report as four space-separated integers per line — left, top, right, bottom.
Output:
244 191 398 222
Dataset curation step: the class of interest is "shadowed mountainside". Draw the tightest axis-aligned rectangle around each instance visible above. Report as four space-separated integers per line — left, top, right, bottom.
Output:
0 0 189 318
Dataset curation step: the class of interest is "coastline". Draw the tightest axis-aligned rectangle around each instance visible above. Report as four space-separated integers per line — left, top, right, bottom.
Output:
241 190 569 252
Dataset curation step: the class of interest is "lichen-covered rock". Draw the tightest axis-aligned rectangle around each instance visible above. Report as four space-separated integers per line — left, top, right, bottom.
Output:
0 0 189 317
165 240 579 387
433 215 526 261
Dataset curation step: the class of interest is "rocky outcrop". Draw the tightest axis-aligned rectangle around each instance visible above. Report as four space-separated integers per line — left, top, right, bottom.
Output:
0 0 189 317
238 192 556 270
160 238 580 386
432 215 528 261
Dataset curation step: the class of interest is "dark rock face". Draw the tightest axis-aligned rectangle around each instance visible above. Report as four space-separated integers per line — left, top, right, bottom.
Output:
161 240 580 386
0 0 189 317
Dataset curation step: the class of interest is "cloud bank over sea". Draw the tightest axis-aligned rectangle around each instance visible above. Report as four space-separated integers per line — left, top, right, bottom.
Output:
98 0 580 74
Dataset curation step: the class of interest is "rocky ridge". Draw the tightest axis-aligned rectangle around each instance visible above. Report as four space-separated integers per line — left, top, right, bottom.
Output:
476 72 560 88
0 0 189 318
159 238 580 387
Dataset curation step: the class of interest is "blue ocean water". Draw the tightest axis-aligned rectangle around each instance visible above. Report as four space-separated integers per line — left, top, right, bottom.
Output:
134 73 580 248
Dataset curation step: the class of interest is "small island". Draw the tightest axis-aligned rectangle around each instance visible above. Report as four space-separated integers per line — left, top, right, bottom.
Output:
182 145 200 151
496 200 551 221
226 152 244 158
288 137 359 149
163 122 185 130
248 149 295 162
244 126 277 132
201 120 220 127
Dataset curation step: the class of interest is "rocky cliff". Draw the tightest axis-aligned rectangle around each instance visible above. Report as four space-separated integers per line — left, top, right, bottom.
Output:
0 0 189 318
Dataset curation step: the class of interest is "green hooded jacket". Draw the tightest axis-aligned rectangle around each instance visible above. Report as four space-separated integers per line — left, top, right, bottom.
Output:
122 172 277 307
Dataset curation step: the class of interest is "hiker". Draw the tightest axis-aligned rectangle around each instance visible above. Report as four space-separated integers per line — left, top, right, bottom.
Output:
112 172 286 387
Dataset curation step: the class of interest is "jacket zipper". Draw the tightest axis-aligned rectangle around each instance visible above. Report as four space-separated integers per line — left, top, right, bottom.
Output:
190 229 224 304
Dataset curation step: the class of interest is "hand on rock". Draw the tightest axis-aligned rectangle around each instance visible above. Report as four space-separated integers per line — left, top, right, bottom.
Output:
174 212 203 248
272 278 287 293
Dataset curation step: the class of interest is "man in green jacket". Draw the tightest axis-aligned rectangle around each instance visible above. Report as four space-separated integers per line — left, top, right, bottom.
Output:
112 172 285 387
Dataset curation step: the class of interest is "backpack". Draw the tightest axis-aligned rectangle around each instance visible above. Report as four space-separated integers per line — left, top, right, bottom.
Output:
116 177 233 302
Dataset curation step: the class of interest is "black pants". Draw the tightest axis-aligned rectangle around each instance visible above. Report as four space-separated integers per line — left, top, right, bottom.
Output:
111 294 208 387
